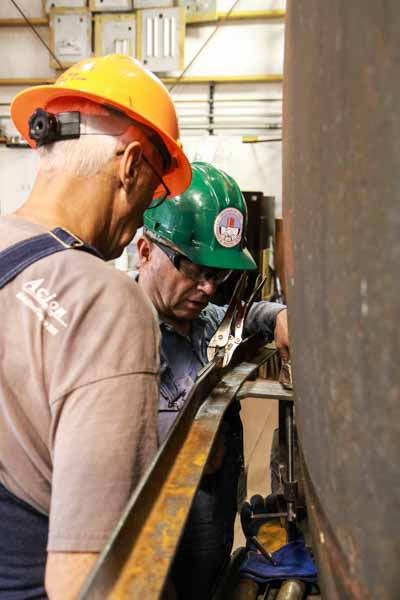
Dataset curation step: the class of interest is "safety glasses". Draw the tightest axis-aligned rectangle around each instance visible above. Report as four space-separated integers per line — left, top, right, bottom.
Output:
149 236 232 285
142 154 171 210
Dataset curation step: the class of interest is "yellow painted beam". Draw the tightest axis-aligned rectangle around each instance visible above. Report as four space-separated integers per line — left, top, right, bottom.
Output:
163 74 283 84
0 18 48 27
187 9 285 26
0 9 284 29
0 78 56 86
0 74 283 87
242 136 260 143
242 136 282 143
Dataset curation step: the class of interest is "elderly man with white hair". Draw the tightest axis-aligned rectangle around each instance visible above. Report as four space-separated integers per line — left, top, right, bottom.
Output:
0 55 191 600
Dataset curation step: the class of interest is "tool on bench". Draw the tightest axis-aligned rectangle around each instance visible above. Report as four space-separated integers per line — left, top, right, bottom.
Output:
249 535 278 567
207 272 267 367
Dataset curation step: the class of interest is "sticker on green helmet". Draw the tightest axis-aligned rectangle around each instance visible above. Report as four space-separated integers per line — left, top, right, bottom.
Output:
214 208 243 248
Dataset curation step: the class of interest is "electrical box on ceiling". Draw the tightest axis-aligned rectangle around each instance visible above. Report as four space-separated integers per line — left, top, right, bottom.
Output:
49 8 92 68
95 13 136 57
137 7 185 73
44 0 87 13
133 0 173 9
178 0 216 21
89 0 133 11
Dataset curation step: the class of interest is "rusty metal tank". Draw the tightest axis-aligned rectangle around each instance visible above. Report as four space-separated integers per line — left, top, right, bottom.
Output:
283 2 400 598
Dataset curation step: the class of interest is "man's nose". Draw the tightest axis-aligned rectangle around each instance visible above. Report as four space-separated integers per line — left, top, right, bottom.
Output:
196 278 218 296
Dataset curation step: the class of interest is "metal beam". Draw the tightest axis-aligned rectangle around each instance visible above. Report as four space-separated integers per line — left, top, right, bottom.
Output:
0 9 285 28
0 75 283 87
77 341 275 599
0 78 56 86
163 75 283 84
0 18 48 27
284 1 400 597
237 380 293 402
187 10 285 26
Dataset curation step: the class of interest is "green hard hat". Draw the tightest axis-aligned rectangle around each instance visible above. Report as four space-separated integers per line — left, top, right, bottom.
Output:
143 161 257 270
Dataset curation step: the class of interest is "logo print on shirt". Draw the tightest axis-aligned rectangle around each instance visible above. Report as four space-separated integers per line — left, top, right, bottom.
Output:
16 278 69 336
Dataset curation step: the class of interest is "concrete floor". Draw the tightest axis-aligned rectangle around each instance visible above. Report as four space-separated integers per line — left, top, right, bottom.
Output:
233 394 279 549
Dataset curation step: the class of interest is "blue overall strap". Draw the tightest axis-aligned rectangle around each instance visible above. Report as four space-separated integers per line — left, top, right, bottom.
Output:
0 227 104 290
0 482 49 599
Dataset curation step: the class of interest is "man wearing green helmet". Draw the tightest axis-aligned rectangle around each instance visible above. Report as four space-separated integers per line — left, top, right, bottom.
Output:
136 161 288 600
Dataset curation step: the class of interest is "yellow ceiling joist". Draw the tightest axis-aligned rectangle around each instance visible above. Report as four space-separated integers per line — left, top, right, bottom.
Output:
0 78 56 86
164 75 283 84
0 18 48 27
187 10 285 26
0 74 283 87
0 9 285 29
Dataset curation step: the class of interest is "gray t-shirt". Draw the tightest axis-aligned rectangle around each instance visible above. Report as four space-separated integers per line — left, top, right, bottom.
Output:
0 216 160 552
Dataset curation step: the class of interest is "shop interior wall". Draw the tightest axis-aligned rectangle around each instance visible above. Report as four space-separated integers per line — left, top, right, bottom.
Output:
0 0 285 215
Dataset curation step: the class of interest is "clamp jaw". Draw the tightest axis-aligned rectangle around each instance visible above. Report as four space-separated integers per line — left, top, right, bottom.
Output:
207 273 266 367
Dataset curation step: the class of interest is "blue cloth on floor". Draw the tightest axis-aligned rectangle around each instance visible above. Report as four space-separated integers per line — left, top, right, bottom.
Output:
239 538 317 584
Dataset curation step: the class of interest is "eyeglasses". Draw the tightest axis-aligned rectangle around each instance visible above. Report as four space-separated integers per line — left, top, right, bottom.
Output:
116 148 171 209
141 154 171 210
149 236 232 285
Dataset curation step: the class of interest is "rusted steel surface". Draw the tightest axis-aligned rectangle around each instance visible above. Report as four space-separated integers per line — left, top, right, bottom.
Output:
283 1 400 598
78 341 275 599
300 454 367 600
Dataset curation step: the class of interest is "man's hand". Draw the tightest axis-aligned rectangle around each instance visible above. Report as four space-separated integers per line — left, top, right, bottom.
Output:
274 309 289 362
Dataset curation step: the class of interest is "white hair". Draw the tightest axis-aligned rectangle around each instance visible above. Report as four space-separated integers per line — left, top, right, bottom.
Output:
37 133 119 177
36 106 139 177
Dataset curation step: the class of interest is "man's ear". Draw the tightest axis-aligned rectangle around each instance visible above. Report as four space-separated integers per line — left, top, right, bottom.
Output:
136 236 152 266
119 141 142 191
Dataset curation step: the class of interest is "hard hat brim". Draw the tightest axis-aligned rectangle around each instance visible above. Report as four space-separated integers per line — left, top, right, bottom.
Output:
176 243 257 271
10 85 192 198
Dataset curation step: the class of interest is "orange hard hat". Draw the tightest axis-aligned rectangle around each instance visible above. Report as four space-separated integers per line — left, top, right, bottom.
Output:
10 54 191 197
